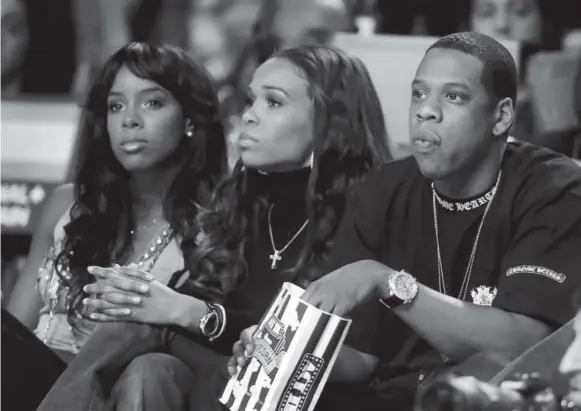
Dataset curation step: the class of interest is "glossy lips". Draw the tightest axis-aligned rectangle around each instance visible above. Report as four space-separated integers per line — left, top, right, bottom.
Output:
238 132 258 149
120 139 148 154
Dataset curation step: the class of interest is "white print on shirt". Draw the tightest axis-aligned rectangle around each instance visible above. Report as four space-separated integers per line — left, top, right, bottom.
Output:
506 265 567 283
470 286 498 306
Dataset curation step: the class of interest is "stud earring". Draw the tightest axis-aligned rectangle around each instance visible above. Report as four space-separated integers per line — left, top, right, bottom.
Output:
186 130 193 138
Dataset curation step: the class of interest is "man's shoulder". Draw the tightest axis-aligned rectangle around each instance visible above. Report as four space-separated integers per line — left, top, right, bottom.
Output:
505 141 581 207
508 140 579 168
349 156 422 218
362 156 421 191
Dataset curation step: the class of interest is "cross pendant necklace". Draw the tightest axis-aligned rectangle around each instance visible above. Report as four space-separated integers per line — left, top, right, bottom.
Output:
269 250 282 269
267 204 309 270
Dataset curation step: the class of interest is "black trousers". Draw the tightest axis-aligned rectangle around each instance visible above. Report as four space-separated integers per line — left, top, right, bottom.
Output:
1 309 67 411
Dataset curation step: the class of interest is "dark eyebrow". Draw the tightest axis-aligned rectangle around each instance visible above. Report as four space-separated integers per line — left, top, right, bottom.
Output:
108 87 168 98
262 85 289 97
411 79 472 92
443 82 472 91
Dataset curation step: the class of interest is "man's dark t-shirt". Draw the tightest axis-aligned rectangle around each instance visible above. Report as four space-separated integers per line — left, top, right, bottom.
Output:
325 142 581 409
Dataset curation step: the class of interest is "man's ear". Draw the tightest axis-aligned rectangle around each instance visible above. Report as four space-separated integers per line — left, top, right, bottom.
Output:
492 97 515 138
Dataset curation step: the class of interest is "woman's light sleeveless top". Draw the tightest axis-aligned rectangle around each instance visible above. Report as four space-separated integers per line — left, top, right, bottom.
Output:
33 207 184 354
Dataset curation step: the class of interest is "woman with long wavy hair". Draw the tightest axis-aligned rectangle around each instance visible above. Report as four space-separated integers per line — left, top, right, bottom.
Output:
183 44 392 327
37 44 392 411
4 42 227 410
182 44 393 411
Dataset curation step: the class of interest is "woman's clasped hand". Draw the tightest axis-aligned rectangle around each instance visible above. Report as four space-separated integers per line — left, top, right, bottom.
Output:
83 264 185 325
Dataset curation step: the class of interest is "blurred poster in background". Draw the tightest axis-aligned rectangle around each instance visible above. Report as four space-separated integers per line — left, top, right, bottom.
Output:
1 100 79 234
1 181 58 234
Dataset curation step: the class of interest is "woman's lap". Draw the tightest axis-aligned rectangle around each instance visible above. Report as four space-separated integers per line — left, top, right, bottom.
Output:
38 321 167 410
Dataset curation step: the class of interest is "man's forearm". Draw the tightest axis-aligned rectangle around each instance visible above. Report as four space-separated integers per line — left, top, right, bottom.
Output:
330 345 379 383
391 283 551 362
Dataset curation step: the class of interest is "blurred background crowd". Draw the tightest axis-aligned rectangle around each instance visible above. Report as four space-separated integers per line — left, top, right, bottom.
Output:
2 0 581 301
3 0 581 97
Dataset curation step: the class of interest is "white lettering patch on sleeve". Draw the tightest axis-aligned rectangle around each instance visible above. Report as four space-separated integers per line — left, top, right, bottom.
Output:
506 265 566 283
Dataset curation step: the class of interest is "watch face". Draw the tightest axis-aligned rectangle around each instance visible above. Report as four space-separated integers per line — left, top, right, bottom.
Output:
392 272 418 301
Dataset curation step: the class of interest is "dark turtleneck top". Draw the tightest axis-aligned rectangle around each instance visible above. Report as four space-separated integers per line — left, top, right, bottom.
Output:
213 167 379 410
217 167 311 352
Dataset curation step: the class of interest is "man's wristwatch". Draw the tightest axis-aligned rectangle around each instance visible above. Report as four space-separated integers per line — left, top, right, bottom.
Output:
379 270 418 309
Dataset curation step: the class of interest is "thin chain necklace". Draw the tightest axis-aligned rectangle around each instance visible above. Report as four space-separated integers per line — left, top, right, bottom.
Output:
130 203 162 236
130 218 158 236
432 170 502 300
267 204 309 270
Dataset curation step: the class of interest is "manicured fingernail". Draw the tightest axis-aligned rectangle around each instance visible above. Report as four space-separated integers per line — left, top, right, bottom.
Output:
139 284 149 293
90 313 97 319
131 296 141 304
87 266 95 273
83 285 89 292
144 273 154 281
82 298 89 305
122 308 132 315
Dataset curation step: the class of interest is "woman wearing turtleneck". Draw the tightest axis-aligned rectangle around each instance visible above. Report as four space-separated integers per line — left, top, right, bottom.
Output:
181 45 391 410
37 45 391 411
217 168 311 347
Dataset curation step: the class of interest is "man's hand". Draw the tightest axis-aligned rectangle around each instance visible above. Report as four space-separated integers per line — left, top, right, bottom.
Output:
301 260 392 317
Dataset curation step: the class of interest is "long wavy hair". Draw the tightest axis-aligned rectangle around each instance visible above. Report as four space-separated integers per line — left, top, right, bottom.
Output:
178 45 392 300
56 43 227 318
